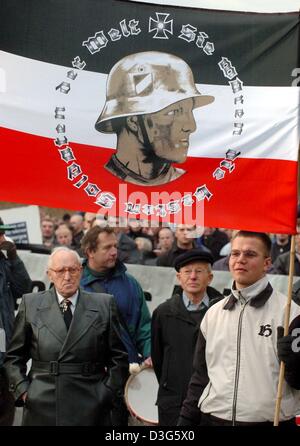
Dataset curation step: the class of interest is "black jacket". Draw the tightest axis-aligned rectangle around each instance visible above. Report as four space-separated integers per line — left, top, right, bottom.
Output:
151 286 222 425
0 253 31 367
117 233 141 264
271 251 300 276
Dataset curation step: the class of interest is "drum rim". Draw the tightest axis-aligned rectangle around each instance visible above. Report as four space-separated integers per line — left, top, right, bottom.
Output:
124 368 158 425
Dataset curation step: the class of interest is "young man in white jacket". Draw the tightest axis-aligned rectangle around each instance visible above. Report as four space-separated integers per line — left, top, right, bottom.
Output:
179 231 300 426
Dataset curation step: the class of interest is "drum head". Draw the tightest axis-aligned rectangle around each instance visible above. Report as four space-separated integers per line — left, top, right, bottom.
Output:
125 367 158 425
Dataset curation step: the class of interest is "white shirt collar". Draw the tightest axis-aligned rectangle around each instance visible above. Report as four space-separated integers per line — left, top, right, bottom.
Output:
56 290 79 313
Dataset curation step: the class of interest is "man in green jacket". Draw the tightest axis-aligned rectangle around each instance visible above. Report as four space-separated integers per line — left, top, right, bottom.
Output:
80 226 152 424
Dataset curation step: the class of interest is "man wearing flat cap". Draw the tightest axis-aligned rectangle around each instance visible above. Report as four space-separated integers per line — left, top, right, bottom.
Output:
151 249 223 426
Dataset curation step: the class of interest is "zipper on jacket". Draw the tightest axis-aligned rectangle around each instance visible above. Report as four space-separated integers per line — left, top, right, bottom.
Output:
232 297 248 426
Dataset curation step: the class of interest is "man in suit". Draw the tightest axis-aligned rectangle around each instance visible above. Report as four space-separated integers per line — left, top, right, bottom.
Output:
4 247 128 426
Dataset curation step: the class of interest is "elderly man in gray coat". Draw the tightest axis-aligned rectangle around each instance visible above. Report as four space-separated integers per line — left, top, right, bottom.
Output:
4 247 128 426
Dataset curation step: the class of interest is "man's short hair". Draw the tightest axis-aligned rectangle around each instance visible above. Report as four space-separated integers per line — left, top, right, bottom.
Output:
232 231 272 256
81 226 115 256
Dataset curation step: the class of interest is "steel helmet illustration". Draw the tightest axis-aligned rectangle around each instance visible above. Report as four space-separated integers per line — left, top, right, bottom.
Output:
95 51 214 133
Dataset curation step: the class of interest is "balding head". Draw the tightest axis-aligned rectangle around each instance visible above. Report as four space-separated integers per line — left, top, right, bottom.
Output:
47 248 82 298
70 214 84 235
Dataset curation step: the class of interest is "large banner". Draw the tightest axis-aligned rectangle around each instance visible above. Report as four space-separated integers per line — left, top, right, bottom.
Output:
0 0 299 232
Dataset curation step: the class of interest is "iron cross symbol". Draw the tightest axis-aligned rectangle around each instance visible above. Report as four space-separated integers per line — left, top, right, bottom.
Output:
149 13 173 39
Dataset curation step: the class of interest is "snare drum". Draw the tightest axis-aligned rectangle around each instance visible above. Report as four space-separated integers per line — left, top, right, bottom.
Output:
125 367 158 425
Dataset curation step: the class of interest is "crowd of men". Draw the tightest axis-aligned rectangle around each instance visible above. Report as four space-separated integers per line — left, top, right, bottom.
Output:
39 211 297 274
0 209 300 427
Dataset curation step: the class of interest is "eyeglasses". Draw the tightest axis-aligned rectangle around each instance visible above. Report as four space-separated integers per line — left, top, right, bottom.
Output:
181 269 210 276
230 250 263 259
49 267 81 277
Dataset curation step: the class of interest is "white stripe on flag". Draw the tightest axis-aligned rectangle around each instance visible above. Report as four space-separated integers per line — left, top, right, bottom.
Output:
0 51 299 161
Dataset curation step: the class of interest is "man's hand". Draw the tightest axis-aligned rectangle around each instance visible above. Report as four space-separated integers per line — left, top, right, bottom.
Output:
143 356 153 368
277 326 297 367
129 363 141 375
0 239 17 260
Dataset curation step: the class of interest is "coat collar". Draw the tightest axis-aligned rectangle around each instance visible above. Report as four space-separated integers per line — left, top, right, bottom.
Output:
168 292 215 324
36 288 100 359
169 294 197 324
37 287 66 345
81 258 126 284
223 282 273 310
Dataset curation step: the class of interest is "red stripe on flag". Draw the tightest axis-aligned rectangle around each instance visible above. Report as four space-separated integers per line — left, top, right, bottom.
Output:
0 127 297 233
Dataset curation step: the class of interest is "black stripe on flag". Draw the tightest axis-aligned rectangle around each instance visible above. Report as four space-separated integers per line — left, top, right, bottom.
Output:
0 0 299 86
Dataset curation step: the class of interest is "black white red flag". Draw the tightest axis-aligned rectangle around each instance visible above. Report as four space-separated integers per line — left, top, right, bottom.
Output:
0 0 299 232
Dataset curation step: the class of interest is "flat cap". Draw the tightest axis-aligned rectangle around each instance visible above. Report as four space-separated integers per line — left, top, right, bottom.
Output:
174 249 214 271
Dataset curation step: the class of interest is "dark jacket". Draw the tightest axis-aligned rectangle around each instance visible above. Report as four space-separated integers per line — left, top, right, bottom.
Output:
212 255 230 271
151 286 223 425
200 229 229 262
0 253 31 366
270 240 291 263
271 251 300 276
4 288 128 426
117 233 141 264
292 279 300 306
72 230 84 251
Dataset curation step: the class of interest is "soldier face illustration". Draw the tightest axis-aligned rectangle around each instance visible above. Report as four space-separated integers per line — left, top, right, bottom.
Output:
95 51 214 185
141 98 196 163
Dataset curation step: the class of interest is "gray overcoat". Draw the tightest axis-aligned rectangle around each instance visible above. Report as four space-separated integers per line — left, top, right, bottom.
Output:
4 288 129 426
